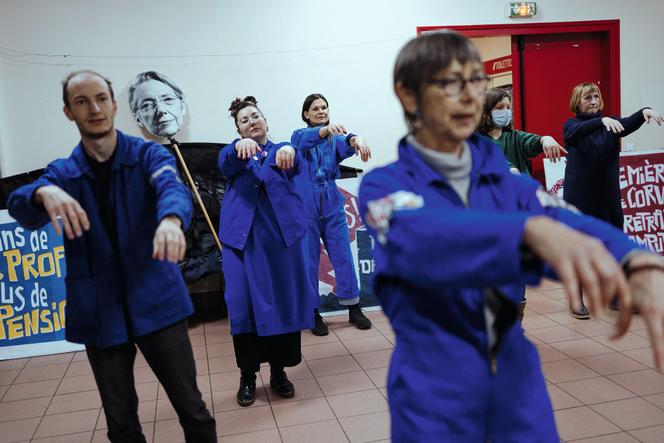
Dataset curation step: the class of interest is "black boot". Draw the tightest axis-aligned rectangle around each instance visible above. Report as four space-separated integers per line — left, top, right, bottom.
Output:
270 367 295 398
236 370 256 407
569 295 590 320
312 309 329 336
348 304 372 330
518 300 527 324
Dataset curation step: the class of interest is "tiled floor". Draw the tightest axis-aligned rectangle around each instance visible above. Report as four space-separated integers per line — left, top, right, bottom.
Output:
1 280 663 442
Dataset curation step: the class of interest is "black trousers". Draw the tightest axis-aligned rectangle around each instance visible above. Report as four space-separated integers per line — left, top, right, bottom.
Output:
86 320 216 443
232 331 301 373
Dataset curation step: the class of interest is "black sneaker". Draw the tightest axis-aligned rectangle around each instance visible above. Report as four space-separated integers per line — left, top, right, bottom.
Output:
569 300 590 320
349 304 372 330
270 371 295 398
312 309 329 336
236 372 256 407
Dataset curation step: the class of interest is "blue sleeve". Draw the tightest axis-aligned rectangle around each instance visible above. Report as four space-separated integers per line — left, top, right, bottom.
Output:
563 117 605 145
334 134 356 163
7 163 64 230
358 171 532 290
143 143 193 231
290 127 323 152
267 144 300 178
218 139 249 179
617 108 647 138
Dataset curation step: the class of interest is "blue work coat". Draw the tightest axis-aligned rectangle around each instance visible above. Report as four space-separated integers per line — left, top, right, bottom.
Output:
563 109 646 229
8 131 193 348
358 134 637 442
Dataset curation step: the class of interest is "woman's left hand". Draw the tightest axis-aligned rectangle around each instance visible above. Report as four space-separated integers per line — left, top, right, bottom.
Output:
643 108 664 126
276 146 296 170
350 136 372 162
541 136 568 162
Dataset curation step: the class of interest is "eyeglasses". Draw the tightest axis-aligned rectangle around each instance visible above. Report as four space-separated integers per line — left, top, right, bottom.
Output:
137 95 181 114
429 75 489 97
238 112 265 126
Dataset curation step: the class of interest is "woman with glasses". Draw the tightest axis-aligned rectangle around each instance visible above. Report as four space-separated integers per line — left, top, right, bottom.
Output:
290 94 372 336
478 87 566 176
358 31 664 442
218 96 315 407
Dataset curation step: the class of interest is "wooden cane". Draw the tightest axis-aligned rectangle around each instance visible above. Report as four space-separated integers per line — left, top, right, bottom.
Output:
169 139 223 253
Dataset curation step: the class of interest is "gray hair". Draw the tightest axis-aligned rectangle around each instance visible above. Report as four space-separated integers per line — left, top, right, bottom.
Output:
128 71 184 113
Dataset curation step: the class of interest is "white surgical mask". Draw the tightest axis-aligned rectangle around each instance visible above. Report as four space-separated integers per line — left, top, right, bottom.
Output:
491 109 512 128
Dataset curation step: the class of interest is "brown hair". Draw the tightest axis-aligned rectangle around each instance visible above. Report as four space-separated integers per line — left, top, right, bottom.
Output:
393 30 482 127
478 87 512 134
301 93 329 126
62 70 115 108
228 96 260 127
569 82 604 114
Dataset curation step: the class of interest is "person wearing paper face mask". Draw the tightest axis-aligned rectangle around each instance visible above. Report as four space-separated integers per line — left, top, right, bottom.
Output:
479 87 567 175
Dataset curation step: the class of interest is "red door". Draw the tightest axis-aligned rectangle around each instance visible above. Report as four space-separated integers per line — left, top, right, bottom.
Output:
512 32 611 183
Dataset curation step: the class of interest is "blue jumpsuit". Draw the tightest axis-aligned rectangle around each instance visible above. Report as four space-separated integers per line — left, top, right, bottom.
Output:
358 134 639 442
291 127 359 303
218 139 315 336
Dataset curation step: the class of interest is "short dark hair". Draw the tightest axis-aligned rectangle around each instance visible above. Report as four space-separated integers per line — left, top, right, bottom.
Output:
478 87 513 134
301 93 328 126
228 96 261 127
393 30 482 126
62 70 115 108
128 71 184 113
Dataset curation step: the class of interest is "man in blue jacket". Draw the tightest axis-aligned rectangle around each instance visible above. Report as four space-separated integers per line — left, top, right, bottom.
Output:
7 71 216 443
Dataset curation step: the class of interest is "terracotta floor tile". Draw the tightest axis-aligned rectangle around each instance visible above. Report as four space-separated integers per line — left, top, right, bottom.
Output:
210 370 242 392
362 310 389 323
218 428 282 442
280 419 349 443
136 381 159 402
339 410 390 443
208 356 239 374
56 374 97 395
522 314 559 330
34 408 100 438
205 330 234 345
591 397 664 430
526 298 569 315
91 420 154 442
544 311 583 326
352 350 392 370
206 341 235 359
271 397 335 427
15 363 68 384
558 376 635 405
0 369 21 386
189 333 207 347
302 341 349 361
528 325 585 343
95 399 155 429
316 370 375 396
46 389 102 415
628 424 664 442
0 396 51 422
307 355 362 377
643 392 664 410
0 416 41 442
327 390 388 418
554 406 620 441
0 384 8 399
609 369 664 396
575 353 647 376
215 405 276 436
567 432 639 442
591 333 650 352
533 279 563 291
333 325 380 341
153 417 185 443
0 358 28 371
365 367 388 389
25 353 74 368
371 321 394 337
258 362 313 383
551 338 614 358
342 336 393 354
195 358 210 375
63 360 93 378
546 384 582 410
535 344 570 363
301 330 340 346
3 379 59 401
566 319 616 337
541 359 599 383
621 348 657 368
31 430 95 442
266 377 323 404
133 365 158 384
71 352 88 362
212 386 269 412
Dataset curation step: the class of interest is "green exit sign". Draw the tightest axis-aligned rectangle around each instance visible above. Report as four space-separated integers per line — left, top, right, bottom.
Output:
509 2 537 17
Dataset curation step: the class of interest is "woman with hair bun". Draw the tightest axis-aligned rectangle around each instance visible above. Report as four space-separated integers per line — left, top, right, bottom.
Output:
218 96 315 407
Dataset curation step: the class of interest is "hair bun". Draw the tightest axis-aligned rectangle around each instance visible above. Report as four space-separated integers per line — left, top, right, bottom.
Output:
243 96 257 105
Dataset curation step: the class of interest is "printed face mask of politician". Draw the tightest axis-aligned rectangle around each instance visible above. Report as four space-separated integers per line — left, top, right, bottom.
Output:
132 78 186 138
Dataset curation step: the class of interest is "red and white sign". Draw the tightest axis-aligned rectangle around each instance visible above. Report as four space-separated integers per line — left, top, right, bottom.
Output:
484 55 513 76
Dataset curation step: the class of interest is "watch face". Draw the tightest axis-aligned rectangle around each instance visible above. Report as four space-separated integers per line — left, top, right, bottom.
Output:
130 71 186 138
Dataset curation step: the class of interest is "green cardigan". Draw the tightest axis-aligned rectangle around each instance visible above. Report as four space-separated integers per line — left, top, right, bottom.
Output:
491 129 542 175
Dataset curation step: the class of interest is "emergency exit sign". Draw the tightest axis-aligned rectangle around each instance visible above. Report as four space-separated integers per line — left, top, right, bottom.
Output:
508 2 537 18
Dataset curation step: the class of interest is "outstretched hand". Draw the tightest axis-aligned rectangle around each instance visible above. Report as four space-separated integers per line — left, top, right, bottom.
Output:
235 138 262 160
275 146 296 170
541 136 568 162
601 117 624 134
35 185 90 240
152 216 186 263
643 108 664 126
350 136 372 162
